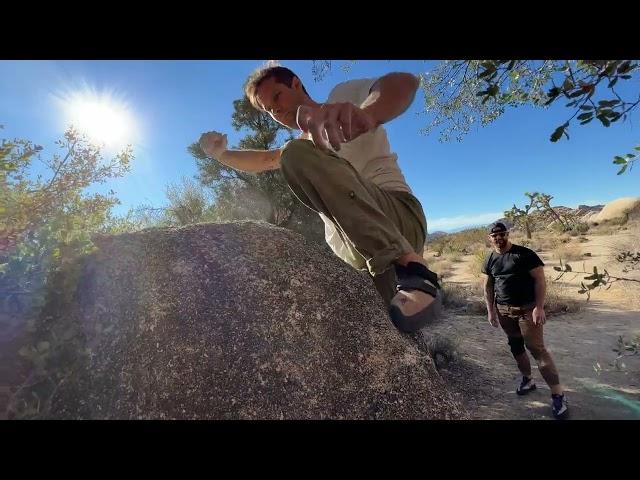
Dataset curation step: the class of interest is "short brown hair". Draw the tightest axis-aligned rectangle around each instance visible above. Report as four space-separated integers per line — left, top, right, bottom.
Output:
244 64 309 110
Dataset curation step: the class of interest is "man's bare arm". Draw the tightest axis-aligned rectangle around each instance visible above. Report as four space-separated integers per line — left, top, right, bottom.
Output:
483 274 496 312
360 72 420 126
218 149 281 173
199 131 281 173
484 274 500 327
529 266 546 310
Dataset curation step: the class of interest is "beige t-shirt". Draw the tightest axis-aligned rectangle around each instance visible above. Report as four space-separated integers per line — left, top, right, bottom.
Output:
303 78 413 269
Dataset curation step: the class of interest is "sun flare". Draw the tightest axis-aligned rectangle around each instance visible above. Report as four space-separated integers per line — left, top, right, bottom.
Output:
56 87 137 150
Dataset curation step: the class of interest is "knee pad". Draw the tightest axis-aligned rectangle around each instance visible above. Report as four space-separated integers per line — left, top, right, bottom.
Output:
508 336 526 357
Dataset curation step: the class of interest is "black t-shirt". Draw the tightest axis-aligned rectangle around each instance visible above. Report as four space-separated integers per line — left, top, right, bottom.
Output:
482 244 544 306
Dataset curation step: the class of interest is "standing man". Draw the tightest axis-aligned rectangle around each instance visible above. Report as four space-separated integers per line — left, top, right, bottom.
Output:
199 63 441 333
482 222 569 419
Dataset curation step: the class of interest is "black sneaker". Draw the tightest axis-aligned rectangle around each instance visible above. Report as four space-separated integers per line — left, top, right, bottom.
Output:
516 376 537 395
552 394 569 419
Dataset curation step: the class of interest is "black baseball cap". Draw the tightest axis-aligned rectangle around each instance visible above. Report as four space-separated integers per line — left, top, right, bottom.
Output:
489 222 508 234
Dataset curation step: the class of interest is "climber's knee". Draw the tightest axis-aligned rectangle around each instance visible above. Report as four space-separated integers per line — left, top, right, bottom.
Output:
280 139 317 170
508 336 526 357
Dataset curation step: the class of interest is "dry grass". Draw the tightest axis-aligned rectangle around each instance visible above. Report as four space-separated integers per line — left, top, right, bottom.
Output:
467 248 489 279
546 277 582 316
568 222 590 236
441 280 486 315
615 221 640 252
425 256 454 281
558 233 572 243
589 223 624 236
608 281 640 311
509 234 537 250
445 251 464 263
529 234 562 253
610 225 640 310
427 227 489 256
552 243 584 263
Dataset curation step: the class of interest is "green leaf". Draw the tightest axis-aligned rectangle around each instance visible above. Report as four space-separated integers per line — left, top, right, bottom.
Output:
553 266 562 271
550 127 564 142
597 115 611 127
617 164 629 175
613 156 627 165
608 77 619 88
568 90 584 98
603 61 618 76
550 123 569 142
617 60 632 74
548 87 561 96
626 153 636 159
580 105 594 111
620 75 632 80
565 264 572 272
634 146 640 151
577 113 592 121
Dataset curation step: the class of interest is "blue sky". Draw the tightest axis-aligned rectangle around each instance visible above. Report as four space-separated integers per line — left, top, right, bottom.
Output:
1 60 638 232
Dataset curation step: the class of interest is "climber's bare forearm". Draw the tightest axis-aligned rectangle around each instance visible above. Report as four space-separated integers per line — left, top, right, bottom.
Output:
218 149 281 173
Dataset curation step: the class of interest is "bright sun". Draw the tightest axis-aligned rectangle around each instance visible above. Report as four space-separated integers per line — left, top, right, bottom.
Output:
57 87 137 150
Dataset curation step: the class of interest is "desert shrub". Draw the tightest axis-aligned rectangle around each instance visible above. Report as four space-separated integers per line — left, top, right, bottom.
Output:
553 243 583 262
441 282 486 314
468 248 488 278
546 277 582 315
423 334 461 370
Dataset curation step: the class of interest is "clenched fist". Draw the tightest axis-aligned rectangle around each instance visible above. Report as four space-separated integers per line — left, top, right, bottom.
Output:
199 131 228 159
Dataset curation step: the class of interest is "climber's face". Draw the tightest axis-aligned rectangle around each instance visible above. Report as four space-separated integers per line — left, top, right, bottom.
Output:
255 76 308 129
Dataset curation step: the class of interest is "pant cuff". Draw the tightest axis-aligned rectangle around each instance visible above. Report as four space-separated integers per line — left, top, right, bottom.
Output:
366 239 414 276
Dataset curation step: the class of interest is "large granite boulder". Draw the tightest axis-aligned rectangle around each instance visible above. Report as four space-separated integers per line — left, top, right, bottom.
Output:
28 221 467 419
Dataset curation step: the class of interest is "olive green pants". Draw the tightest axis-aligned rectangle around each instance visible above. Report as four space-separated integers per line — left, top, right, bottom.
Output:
280 139 427 305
